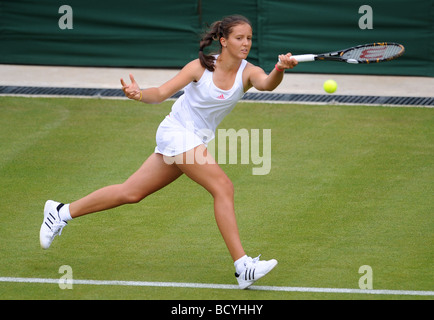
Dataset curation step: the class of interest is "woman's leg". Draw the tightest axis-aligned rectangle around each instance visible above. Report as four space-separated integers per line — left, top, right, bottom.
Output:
69 153 183 218
174 145 246 262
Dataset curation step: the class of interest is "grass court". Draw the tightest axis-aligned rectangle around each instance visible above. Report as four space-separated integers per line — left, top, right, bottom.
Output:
0 96 432 300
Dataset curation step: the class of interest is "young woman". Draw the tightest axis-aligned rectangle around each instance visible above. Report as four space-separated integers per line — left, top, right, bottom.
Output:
40 15 297 289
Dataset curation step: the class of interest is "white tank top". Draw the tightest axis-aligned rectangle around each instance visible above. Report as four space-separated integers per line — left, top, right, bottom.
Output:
169 58 248 144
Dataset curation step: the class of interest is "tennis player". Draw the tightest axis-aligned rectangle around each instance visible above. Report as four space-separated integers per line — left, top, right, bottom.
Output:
40 15 297 289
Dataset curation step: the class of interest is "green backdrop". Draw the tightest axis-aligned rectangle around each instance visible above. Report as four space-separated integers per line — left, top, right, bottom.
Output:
1 0 433 76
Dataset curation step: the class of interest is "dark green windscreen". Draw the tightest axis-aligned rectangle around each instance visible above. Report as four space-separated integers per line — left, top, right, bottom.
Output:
1 0 432 76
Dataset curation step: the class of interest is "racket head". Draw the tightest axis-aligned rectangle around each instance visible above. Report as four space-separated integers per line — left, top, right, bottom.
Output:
340 42 405 63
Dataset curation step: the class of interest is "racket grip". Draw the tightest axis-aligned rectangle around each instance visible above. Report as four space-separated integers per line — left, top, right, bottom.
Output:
290 54 316 62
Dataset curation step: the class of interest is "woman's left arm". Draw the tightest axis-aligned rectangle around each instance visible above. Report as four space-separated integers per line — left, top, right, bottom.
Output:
246 53 297 92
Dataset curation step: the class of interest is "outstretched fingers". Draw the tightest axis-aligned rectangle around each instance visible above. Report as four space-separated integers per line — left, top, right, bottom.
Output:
120 73 141 100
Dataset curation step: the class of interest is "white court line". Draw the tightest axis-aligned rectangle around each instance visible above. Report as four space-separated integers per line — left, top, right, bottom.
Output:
0 277 433 296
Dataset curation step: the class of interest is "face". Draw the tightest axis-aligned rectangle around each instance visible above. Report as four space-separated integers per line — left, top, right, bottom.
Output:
221 23 252 59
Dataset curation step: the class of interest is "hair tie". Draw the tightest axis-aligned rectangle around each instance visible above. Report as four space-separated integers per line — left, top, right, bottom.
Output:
199 48 204 52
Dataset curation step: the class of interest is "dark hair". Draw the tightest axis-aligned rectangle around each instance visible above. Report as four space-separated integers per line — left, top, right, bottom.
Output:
199 15 252 71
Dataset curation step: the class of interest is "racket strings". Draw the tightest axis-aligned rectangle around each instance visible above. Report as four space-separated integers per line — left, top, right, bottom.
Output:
343 44 403 62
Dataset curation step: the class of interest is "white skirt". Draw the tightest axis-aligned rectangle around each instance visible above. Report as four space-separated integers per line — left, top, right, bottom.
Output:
154 115 205 157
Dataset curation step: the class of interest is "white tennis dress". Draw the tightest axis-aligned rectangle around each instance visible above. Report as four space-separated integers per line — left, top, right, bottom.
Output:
155 58 248 156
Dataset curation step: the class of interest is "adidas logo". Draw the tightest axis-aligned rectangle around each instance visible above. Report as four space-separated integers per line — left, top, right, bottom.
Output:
217 94 225 100
244 267 256 280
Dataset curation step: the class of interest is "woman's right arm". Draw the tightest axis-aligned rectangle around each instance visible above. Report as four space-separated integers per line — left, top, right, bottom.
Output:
121 59 204 104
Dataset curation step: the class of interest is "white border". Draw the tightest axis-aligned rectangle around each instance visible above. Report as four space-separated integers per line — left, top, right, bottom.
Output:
1 277 433 296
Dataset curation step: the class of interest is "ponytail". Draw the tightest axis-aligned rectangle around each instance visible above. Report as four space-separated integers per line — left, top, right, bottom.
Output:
199 15 251 72
199 21 222 72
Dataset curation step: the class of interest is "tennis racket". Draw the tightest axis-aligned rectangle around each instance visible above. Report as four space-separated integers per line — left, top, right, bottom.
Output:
286 42 405 64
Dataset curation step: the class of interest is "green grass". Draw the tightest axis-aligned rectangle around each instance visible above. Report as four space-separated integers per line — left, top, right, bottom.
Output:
0 96 432 300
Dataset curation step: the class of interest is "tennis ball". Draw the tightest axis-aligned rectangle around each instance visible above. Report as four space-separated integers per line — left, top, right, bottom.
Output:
323 79 337 94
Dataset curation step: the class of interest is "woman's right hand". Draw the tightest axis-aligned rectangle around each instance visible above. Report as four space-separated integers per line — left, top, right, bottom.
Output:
120 74 141 101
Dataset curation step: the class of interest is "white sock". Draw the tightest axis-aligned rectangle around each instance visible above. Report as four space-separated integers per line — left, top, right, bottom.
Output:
234 255 248 274
59 203 72 222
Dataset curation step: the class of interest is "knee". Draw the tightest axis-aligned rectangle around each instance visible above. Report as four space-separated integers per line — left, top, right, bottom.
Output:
118 185 147 204
212 175 234 199
124 193 144 204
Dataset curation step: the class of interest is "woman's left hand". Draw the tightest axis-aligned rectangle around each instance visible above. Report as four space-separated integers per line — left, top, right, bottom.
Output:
276 53 298 70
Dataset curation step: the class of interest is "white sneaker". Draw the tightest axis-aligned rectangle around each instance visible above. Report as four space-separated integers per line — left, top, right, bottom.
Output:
235 255 278 289
40 200 68 249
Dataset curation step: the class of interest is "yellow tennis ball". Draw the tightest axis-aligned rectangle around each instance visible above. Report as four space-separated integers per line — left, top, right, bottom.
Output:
323 79 337 94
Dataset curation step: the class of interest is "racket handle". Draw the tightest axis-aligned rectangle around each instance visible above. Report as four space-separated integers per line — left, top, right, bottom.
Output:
290 54 316 62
